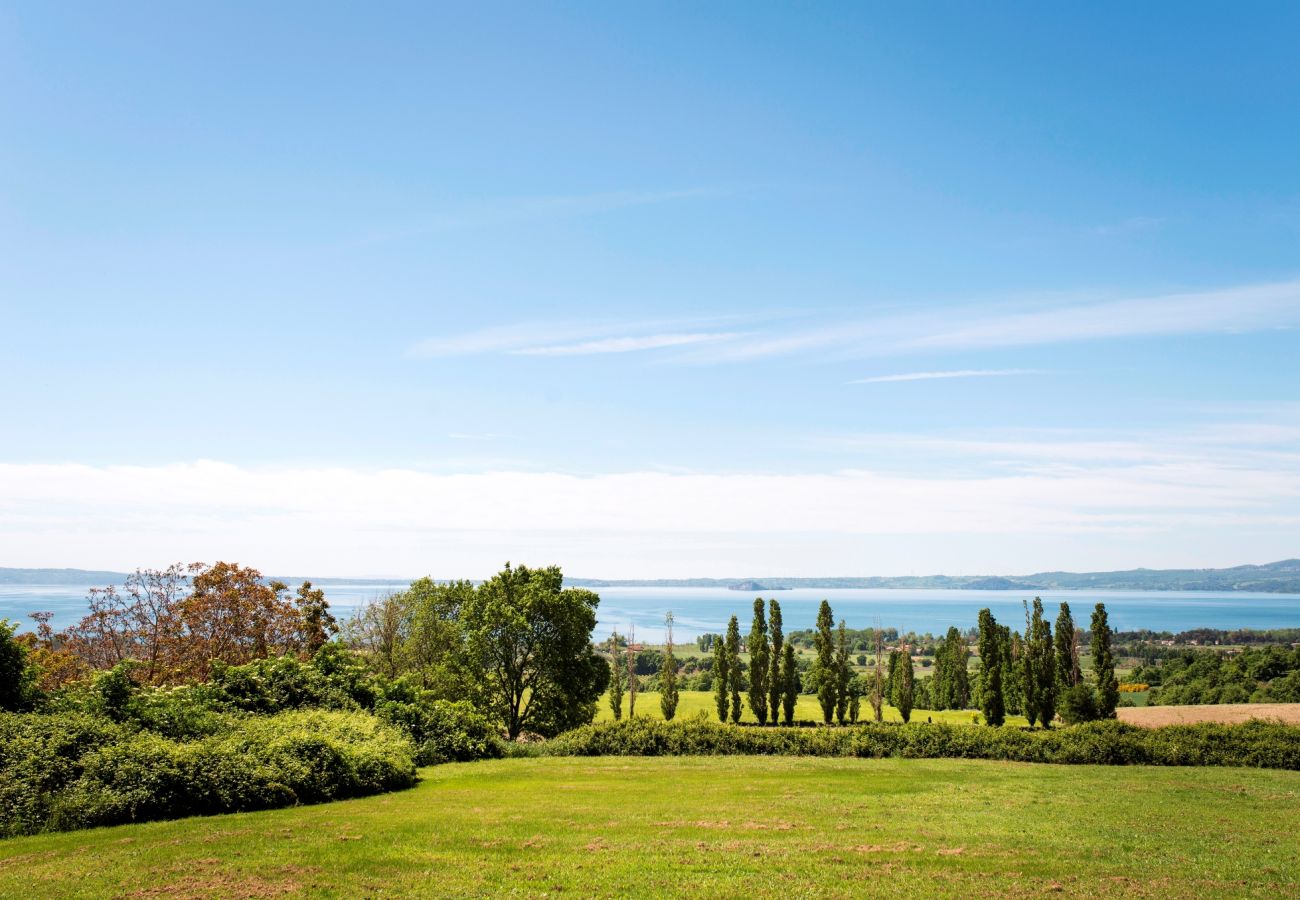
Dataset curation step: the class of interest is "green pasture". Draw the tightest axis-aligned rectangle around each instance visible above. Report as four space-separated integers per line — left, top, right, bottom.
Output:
3 756 1296 897
597 688 1029 726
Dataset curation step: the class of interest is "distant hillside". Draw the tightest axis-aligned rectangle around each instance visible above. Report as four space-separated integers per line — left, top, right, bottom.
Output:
570 559 1300 593
4 560 1298 593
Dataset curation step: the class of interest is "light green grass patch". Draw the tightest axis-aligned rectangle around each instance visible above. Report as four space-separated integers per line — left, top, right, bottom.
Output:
2 757 1296 897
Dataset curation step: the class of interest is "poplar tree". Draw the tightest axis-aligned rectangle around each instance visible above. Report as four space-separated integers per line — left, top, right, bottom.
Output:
1004 627 1024 715
712 627 730 722
896 648 914 723
1054 602 1081 688
607 632 625 721
660 612 679 721
767 599 784 726
725 615 743 723
886 649 901 706
976 609 1005 727
1091 602 1120 718
747 599 770 725
834 619 851 725
1023 597 1057 727
781 642 798 724
813 600 836 723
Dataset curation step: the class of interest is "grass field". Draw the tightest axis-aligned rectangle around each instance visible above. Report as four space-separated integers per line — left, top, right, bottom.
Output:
3 757 1297 898
597 689 1030 726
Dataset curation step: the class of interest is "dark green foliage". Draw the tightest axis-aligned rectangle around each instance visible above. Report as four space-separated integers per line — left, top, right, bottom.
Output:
1054 602 1081 689
0 709 416 837
1022 598 1058 727
1058 683 1099 725
724 616 743 724
544 718 1300 770
896 651 914 724
0 620 35 712
813 600 836 724
375 696 502 765
886 650 901 706
780 643 798 725
712 631 730 722
932 627 970 710
747 600 769 725
977 609 1005 727
1091 603 1120 718
766 600 784 726
833 620 851 725
608 634 625 721
460 564 609 738
659 645 679 721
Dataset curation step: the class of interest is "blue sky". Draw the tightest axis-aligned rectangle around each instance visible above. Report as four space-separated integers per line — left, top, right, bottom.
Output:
2 3 1298 577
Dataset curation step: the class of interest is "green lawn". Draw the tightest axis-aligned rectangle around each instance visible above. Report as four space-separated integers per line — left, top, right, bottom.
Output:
598 688 1029 726
3 757 1297 897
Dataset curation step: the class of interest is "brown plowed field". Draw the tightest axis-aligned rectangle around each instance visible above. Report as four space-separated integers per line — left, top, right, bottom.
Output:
1118 702 1300 726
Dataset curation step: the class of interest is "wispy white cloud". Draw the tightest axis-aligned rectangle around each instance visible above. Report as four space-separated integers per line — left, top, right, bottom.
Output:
847 369 1044 384
514 332 744 356
693 278 1300 363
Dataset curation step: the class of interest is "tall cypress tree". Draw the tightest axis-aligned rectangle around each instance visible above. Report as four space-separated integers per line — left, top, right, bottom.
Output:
896 648 914 724
834 619 851 725
1091 603 1120 718
813 600 836 723
607 632 625 721
660 612 679 722
1004 626 1023 715
1054 602 1081 688
976 609 1005 727
886 649 901 706
1024 597 1057 727
780 642 798 725
747 599 770 725
767 599 784 726
712 626 730 722
725 615 743 724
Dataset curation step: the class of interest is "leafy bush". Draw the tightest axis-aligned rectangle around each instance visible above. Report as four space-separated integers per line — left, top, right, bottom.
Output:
376 694 504 765
0 709 416 837
543 719 1300 770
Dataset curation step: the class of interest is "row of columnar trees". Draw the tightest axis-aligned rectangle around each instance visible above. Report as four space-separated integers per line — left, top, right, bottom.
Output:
712 599 800 724
977 599 1120 727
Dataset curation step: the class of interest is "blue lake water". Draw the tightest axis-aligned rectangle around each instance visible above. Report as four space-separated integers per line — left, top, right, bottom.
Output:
4 582 1299 640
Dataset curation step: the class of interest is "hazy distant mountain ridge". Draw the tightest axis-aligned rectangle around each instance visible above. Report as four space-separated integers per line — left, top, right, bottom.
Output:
3 560 1298 592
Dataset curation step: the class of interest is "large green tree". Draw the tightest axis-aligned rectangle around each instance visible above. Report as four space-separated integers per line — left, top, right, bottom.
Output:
977 608 1006 727
1091 603 1120 719
747 599 769 725
813 600 836 723
725 615 743 723
459 563 608 738
0 620 34 712
766 599 784 726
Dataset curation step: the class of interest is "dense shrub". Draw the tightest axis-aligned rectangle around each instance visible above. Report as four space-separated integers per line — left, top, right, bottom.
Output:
0 709 416 837
543 719 1300 770
376 695 504 765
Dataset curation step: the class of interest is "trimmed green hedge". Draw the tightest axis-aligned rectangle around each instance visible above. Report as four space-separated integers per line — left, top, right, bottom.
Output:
543 718 1300 769
0 709 416 837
